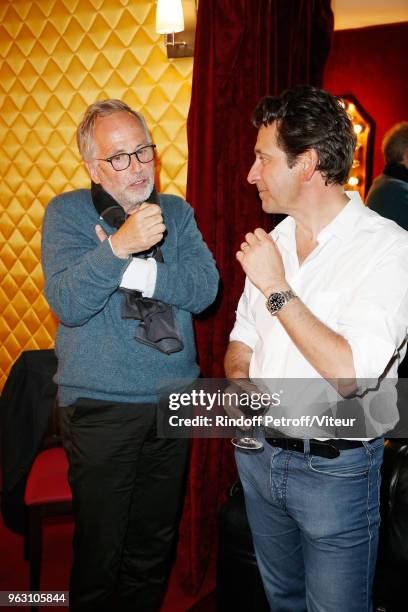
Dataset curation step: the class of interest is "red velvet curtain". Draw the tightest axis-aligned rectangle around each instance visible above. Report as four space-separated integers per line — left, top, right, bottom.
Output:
178 0 334 594
323 22 408 180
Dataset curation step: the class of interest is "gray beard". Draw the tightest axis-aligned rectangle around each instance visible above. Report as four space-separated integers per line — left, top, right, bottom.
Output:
118 177 155 213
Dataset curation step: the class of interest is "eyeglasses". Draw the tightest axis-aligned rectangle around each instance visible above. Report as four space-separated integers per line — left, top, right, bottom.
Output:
97 144 156 171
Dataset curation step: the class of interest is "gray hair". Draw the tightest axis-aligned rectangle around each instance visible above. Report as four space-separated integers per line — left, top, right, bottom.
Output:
76 99 151 161
382 121 408 164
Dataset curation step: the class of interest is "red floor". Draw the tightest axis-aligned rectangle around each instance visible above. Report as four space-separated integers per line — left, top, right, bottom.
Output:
0 512 216 612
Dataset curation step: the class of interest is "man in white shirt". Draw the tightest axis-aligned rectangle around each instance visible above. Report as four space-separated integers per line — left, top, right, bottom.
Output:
224 86 408 612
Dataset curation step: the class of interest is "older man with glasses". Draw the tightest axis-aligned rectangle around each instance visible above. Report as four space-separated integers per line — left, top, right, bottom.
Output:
41 99 219 612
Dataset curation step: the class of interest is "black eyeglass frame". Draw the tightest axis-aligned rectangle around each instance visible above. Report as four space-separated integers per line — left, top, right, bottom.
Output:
97 144 157 171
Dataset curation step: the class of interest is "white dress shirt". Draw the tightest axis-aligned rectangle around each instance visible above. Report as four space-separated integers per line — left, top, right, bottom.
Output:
120 257 157 296
230 192 408 437
108 236 157 297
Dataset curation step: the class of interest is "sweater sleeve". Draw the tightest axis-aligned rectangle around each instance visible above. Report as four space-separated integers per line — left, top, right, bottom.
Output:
41 195 130 326
153 200 219 314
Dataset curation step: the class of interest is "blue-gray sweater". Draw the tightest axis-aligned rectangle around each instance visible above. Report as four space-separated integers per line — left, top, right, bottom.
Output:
41 189 219 406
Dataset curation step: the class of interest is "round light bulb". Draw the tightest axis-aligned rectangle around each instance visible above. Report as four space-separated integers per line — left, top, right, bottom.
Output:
348 177 359 186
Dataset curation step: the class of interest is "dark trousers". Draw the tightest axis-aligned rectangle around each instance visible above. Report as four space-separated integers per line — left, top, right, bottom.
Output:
59 399 189 612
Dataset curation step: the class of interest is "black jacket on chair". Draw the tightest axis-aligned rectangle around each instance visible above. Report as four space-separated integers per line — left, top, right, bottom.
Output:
0 349 58 533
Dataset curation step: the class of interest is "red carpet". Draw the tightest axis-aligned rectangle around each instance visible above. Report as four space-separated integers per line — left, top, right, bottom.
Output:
0 513 216 612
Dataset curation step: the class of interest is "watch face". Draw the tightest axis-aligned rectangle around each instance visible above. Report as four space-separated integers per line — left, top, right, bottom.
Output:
267 293 286 312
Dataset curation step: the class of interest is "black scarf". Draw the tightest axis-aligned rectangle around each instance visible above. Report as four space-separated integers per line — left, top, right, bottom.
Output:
383 163 408 184
91 182 183 355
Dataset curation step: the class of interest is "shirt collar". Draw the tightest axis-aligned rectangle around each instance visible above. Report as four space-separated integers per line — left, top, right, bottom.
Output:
317 191 365 243
274 191 365 249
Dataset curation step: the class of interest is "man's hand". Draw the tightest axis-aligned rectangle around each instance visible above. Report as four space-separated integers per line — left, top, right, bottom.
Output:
236 228 287 296
102 203 165 259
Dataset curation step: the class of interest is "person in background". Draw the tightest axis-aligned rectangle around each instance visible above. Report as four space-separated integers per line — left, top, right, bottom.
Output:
224 86 408 612
367 121 408 387
366 121 408 230
41 99 219 611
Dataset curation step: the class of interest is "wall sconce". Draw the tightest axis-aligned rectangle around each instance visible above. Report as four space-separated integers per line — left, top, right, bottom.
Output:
341 95 375 199
156 0 197 58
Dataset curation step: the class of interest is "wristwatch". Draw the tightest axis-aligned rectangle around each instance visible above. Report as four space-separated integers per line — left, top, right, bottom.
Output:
266 289 297 315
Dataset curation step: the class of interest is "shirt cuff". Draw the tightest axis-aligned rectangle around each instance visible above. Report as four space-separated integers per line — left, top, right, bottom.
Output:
345 335 398 381
107 235 130 261
120 258 157 297
229 326 258 351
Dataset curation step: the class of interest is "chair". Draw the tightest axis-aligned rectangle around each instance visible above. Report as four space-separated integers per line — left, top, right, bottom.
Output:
24 447 72 595
374 439 408 611
0 349 58 534
0 350 72 609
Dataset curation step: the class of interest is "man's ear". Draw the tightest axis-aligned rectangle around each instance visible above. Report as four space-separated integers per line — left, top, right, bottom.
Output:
299 149 319 181
85 161 100 184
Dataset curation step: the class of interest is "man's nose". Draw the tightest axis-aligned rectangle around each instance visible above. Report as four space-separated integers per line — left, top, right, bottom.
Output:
247 160 260 184
129 152 143 171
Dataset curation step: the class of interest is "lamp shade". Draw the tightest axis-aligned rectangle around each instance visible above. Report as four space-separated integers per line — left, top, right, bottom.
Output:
156 0 185 34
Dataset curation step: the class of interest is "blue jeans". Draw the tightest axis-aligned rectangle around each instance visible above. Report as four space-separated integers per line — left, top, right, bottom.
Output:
235 438 384 612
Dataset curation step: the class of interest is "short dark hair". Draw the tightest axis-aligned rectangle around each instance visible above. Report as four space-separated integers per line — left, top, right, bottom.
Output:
382 122 408 164
252 86 356 186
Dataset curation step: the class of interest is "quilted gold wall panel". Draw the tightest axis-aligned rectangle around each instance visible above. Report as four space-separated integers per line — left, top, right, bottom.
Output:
0 0 193 389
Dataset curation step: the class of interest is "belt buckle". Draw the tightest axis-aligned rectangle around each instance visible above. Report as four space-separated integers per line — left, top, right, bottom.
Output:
325 443 340 459
311 441 340 459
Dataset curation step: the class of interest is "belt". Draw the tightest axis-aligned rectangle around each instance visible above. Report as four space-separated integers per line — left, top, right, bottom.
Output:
265 437 379 459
